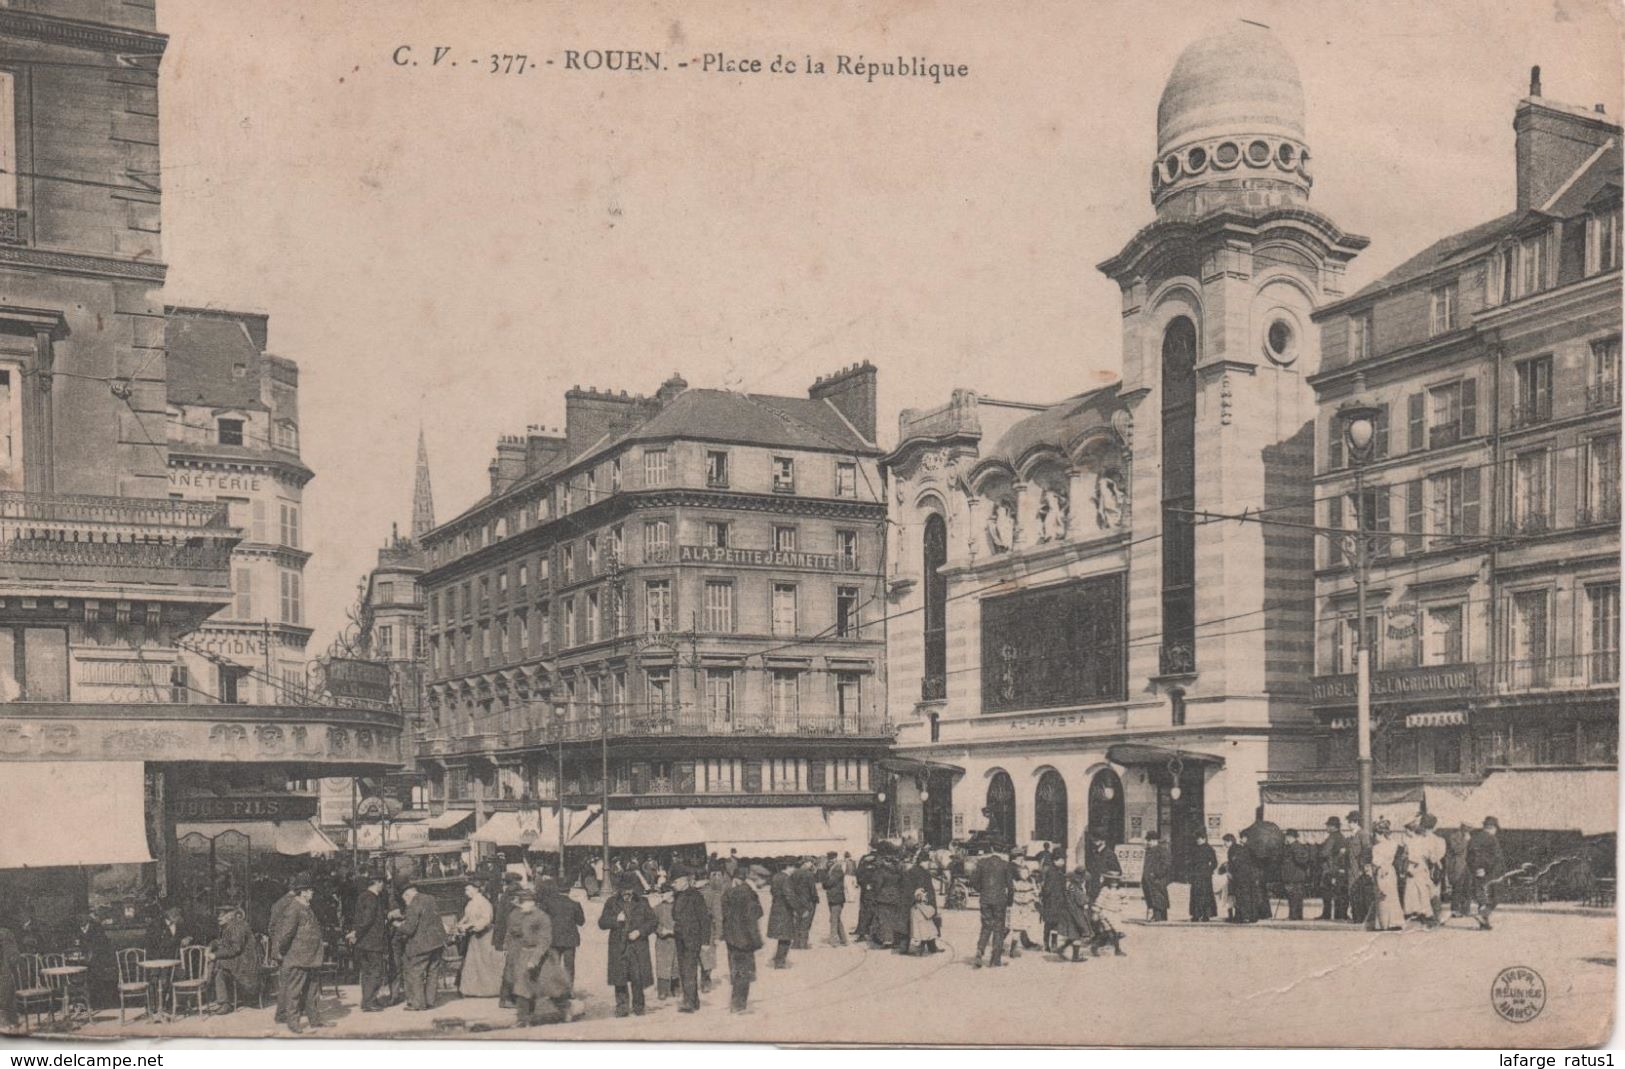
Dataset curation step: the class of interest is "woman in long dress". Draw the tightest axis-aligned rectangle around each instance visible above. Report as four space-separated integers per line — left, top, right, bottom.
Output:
1368 824 1406 931
1401 820 1442 925
456 881 506 997
1052 867 1095 962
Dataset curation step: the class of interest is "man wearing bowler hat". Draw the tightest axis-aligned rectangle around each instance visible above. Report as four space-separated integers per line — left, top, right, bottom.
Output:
274 874 327 1033
1317 816 1349 921
1466 816 1507 930
722 865 767 1013
396 878 447 1011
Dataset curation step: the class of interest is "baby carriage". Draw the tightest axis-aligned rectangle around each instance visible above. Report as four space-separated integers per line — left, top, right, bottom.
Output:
1085 900 1127 957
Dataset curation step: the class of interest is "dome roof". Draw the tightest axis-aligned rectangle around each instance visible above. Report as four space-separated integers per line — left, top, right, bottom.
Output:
1157 23 1305 156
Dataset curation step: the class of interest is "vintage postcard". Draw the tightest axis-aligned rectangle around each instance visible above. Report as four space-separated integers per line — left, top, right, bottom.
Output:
0 0 1618 1049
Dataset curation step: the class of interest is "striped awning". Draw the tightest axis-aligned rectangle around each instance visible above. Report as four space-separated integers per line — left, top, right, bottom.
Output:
1406 710 1468 728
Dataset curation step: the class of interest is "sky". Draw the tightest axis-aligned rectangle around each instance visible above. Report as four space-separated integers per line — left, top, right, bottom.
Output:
151 0 1624 654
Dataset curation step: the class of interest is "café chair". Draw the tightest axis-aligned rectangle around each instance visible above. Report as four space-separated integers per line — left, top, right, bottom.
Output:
116 948 149 1024
171 945 211 1017
12 954 54 1031
35 954 66 1024
256 934 275 1009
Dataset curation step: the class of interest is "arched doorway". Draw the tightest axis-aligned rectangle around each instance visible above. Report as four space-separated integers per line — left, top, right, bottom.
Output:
984 770 1016 847
1087 768 1125 849
1034 770 1068 848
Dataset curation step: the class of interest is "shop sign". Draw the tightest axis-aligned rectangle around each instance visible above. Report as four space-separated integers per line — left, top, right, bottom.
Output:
674 545 854 572
1310 663 1485 706
0 716 402 764
326 658 394 702
168 471 263 493
174 794 318 821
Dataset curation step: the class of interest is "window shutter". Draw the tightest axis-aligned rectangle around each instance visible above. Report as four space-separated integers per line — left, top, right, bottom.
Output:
1327 495 1343 566
1408 393 1426 452
1463 468 1481 535
1460 378 1478 437
1376 484 1391 529
1406 480 1424 553
1327 417 1344 470
1374 404 1390 459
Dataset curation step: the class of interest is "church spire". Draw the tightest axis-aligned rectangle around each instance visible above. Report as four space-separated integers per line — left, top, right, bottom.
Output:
411 427 436 540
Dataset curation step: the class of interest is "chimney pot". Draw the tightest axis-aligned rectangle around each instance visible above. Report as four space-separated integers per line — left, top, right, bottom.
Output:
1530 65 1542 97
1597 104 1607 114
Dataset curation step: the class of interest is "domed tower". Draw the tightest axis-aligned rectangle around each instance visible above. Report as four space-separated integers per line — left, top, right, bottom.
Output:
1152 22 1313 219
1095 23 1368 832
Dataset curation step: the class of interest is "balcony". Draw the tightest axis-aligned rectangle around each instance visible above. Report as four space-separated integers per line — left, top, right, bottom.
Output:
1428 422 1462 449
0 208 25 246
1500 511 1551 537
440 708 893 752
920 675 947 702
1510 400 1553 429
1493 653 1619 694
0 491 237 591
1586 382 1621 412
1577 498 1622 528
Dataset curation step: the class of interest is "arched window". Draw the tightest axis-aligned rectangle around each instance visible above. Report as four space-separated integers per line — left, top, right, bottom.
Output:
1161 317 1198 673
1087 768 1126 849
1034 769 1068 846
985 770 1016 848
922 513 948 700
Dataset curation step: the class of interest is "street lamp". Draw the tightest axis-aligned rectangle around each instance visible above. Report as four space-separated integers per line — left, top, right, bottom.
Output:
1338 401 1383 838
553 702 567 881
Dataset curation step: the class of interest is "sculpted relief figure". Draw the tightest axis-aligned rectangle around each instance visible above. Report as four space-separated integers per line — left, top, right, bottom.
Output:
1037 487 1069 542
1094 470 1124 529
987 498 1016 552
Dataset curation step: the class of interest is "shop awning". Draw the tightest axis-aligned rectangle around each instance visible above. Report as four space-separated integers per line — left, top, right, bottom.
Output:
1106 743 1225 769
1426 769 1619 837
423 809 476 832
176 819 341 857
696 807 849 858
1260 791 1425 843
877 757 965 778
0 761 153 869
470 810 536 847
569 807 709 849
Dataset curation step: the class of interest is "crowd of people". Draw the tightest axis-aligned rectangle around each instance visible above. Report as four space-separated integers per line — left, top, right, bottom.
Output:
0 811 1519 1033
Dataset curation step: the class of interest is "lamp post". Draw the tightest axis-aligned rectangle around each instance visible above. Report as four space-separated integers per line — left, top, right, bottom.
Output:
1339 402 1383 837
555 702 567 880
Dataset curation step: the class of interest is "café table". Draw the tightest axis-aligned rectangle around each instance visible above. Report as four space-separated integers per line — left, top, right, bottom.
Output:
138 958 181 1022
40 964 89 1021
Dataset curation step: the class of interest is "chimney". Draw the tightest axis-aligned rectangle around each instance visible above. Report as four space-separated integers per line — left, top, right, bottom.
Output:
524 427 569 476
488 434 528 495
1514 68 1623 210
563 386 658 459
808 361 878 443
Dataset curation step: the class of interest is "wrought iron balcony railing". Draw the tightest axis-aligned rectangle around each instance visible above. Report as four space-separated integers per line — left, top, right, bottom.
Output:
0 491 236 581
1158 642 1197 676
1586 382 1621 412
1510 399 1553 429
1493 653 1619 694
920 675 947 702
436 709 893 752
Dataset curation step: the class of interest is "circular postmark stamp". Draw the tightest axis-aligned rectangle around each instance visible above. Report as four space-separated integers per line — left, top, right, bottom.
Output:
1491 965 1547 1024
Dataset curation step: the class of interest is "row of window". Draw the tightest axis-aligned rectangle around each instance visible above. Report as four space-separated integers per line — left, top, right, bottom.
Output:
1326 580 1619 677
429 578 869 675
1327 339 1620 470
427 520 866 626
445 756 873 803
429 449 864 567
1327 434 1620 558
1346 209 1621 361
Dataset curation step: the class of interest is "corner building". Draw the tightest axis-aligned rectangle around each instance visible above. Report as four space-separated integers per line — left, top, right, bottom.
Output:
883 24 1366 871
416 365 889 859
1268 72 1621 853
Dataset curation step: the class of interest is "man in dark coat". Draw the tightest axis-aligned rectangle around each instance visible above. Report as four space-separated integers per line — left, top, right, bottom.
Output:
722 866 766 1013
67 914 116 1009
788 858 819 950
502 893 555 1028
0 915 19 1028
1281 829 1311 920
396 880 447 1012
1223 834 1262 922
145 906 189 1016
265 883 298 1023
538 875 585 985
873 855 908 947
208 905 261 1012
671 867 712 1013
971 849 1015 968
1344 814 1375 925
348 875 389 1012
821 853 848 946
1466 816 1507 930
274 876 327 1033
1445 821 1474 917
1141 831 1172 921
767 861 799 967
1083 836 1121 904
1317 817 1350 920
492 873 522 1008
599 874 657 1016
854 852 878 942
1038 858 1066 949
1188 833 1219 921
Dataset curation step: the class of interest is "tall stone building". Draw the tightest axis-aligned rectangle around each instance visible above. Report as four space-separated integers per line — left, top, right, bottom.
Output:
0 1 402 933
414 367 890 858
165 306 314 704
1266 70 1621 847
883 23 1366 868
